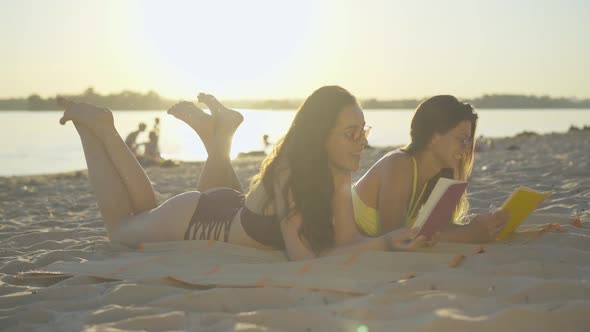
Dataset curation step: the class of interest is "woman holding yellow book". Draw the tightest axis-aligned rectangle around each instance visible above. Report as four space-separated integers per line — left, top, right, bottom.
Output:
353 95 509 243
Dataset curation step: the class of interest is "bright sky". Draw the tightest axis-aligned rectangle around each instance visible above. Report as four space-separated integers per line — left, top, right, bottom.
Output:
1 0 589 99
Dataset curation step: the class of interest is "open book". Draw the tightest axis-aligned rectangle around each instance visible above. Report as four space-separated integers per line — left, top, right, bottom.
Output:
412 178 468 239
496 187 552 240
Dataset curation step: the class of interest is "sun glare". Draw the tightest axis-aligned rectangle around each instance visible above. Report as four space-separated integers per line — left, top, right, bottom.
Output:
134 0 314 99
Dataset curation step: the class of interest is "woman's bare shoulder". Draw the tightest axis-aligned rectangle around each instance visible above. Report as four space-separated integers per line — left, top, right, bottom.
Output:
376 150 413 173
376 150 414 199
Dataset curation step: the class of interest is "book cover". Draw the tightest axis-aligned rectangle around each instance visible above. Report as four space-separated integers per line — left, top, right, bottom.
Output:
496 187 552 240
412 178 468 239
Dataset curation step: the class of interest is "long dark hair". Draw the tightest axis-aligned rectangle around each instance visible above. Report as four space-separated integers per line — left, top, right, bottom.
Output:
403 95 478 223
249 86 358 254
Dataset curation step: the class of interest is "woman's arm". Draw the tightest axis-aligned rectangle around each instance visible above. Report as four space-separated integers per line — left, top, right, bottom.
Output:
280 212 429 260
274 168 371 259
438 210 509 243
324 228 430 257
279 211 317 260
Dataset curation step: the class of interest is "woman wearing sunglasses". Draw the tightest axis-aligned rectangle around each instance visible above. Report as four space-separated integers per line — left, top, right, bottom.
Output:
353 95 509 243
57 86 432 261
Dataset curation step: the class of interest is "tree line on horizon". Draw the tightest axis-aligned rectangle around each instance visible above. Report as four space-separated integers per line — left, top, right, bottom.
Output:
1 87 589 111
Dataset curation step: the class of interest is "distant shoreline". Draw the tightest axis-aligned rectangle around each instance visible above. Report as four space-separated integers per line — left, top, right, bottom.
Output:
1 88 590 110
2 107 590 112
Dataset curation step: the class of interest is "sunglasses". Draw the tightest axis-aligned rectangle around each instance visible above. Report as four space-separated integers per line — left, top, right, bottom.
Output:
342 125 372 143
450 134 473 147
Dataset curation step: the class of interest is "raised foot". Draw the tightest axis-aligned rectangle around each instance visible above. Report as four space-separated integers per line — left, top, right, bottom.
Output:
167 101 215 143
198 93 243 136
57 97 114 128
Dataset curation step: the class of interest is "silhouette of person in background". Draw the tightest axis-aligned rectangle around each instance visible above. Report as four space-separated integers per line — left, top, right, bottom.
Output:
144 117 161 161
125 122 147 155
135 118 162 165
262 134 270 148
141 131 161 162
153 117 160 136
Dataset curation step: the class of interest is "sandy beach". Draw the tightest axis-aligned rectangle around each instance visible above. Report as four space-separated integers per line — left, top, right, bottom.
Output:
1 130 589 331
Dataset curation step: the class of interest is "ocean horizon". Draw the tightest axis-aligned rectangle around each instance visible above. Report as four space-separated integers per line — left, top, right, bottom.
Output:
2 108 590 176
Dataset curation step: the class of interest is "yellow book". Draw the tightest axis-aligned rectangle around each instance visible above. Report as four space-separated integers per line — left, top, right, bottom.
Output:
496 187 552 240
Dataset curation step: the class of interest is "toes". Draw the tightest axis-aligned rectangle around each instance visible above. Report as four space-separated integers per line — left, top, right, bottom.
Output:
56 97 75 125
206 94 221 107
166 104 178 114
167 101 189 114
167 101 209 122
197 93 221 113
197 93 216 102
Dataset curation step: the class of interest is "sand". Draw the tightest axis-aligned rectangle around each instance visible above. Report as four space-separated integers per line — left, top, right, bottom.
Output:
1 130 589 331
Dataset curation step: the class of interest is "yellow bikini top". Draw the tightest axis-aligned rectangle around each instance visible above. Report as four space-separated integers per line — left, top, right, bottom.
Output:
352 189 380 236
353 155 428 236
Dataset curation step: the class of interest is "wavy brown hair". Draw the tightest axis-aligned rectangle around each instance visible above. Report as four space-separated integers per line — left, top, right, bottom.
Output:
249 86 358 254
402 95 478 223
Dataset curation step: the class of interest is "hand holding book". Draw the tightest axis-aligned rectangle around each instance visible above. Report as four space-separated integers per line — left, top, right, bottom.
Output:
459 187 549 242
410 179 549 242
465 210 510 242
385 227 438 251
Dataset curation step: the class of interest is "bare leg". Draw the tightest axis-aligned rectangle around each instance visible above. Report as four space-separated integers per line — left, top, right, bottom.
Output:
197 151 242 193
94 125 158 211
59 98 199 246
59 98 157 213
199 93 244 192
112 191 200 246
168 95 244 192
75 122 200 245
72 122 135 236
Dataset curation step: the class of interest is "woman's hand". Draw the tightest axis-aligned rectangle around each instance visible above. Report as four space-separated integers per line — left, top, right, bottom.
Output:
466 210 510 243
386 227 438 251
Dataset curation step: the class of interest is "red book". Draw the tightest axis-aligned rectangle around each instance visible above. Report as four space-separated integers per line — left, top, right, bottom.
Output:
412 178 468 239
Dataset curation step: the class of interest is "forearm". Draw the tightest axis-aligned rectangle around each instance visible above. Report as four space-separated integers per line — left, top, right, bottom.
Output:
319 235 389 257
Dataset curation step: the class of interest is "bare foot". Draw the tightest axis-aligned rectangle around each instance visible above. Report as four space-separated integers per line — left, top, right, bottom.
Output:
57 97 114 129
167 101 215 146
198 93 243 137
